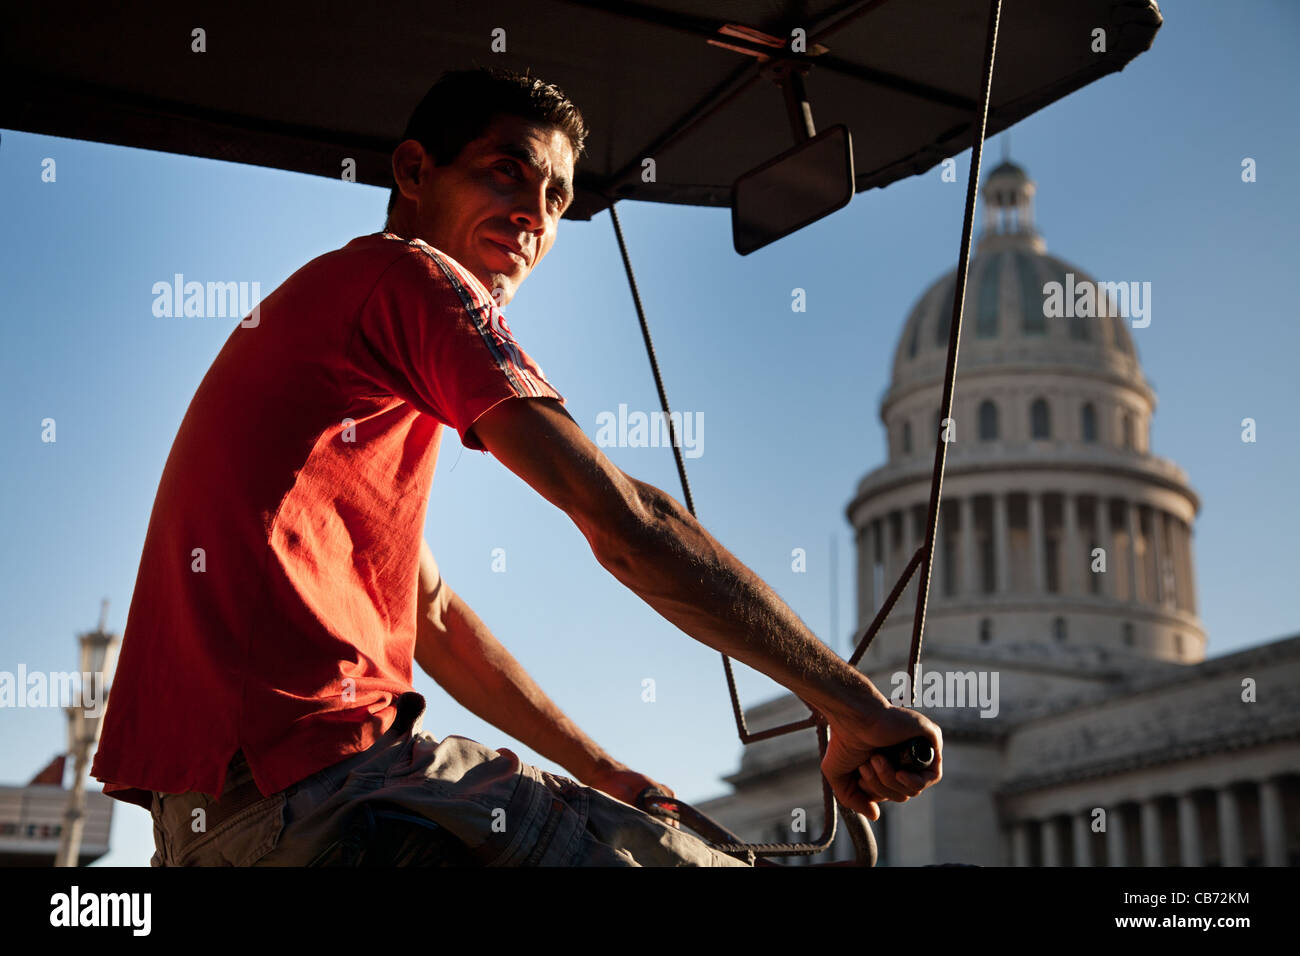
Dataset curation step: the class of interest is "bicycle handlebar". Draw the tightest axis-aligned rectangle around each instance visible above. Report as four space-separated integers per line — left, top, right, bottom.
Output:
633 734 933 867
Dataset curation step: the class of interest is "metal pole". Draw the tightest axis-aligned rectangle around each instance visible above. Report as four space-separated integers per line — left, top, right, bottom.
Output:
54 600 114 867
54 714 90 867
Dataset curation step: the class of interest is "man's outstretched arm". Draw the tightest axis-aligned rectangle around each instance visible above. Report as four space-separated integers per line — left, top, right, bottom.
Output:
467 397 944 821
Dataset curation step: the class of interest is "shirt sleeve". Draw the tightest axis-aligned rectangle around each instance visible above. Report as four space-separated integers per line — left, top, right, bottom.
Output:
350 245 565 451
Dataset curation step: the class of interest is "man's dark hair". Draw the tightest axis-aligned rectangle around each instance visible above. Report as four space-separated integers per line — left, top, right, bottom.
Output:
385 67 589 226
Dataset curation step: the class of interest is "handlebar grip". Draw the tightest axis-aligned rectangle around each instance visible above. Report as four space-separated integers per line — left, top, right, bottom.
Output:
881 736 934 771
634 786 681 822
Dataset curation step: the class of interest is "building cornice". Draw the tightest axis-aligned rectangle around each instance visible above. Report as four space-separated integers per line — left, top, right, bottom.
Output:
999 719 1300 795
883 354 1156 414
846 447 1199 520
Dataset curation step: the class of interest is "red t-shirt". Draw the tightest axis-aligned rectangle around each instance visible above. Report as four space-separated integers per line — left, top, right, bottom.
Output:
91 233 564 809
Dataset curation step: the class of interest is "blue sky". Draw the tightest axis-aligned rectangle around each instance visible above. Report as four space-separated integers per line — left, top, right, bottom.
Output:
2 0 1297 866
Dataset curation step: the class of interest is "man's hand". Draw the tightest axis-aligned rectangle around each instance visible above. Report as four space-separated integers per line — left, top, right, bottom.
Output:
584 762 681 829
818 701 943 821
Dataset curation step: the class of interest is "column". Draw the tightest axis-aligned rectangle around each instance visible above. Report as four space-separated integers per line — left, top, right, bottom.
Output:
1106 805 1127 866
1177 793 1203 867
1041 818 1062 867
935 504 948 599
1072 812 1093 867
1126 500 1140 603
1168 519 1185 612
1259 778 1288 867
1217 787 1244 867
1139 798 1163 866
1063 492 1081 597
869 522 880 616
1028 491 1045 592
993 492 1010 595
961 495 978 597
859 523 875 619
1138 506 1154 604
881 515 895 605
1010 821 1031 867
1151 508 1169 607
1093 496 1109 598
1177 520 1193 613
1184 519 1198 615
901 503 916 607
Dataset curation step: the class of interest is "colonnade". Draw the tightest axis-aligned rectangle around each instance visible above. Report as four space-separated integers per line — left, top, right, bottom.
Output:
1006 775 1293 866
855 491 1196 618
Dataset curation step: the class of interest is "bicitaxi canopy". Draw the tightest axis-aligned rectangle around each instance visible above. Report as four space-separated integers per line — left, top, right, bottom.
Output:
1 0 1163 866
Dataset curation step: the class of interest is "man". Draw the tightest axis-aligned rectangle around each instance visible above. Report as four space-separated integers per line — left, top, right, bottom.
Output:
91 67 942 867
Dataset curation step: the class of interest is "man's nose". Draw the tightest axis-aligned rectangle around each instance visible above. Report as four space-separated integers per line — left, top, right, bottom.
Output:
511 184 550 230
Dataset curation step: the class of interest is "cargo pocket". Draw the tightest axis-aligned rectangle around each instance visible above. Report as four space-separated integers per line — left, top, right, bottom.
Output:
170 792 288 867
520 776 587 866
519 798 569 866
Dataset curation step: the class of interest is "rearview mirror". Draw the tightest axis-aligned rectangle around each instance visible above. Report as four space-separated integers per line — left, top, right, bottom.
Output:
731 124 855 256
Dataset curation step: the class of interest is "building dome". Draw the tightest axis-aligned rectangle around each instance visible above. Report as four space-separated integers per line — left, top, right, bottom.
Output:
848 160 1204 670
888 175 1144 401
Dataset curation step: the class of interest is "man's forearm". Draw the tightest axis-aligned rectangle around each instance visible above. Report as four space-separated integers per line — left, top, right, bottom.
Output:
414 585 618 782
602 478 891 726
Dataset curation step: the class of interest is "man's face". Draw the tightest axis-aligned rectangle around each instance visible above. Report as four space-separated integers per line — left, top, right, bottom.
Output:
391 113 576 307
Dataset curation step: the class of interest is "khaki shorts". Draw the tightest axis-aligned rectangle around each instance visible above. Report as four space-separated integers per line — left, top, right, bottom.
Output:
149 691 751 867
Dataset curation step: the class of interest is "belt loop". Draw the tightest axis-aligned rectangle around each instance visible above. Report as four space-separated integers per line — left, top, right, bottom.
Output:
151 792 173 867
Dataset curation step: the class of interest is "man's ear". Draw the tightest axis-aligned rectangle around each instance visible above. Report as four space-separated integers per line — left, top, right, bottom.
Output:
391 139 428 205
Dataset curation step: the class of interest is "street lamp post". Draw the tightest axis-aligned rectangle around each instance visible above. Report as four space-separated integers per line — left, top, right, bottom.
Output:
54 600 120 868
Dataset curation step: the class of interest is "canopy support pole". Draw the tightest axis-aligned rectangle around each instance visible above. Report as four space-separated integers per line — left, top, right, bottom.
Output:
905 0 1002 705
772 60 817 142
607 0 1003 862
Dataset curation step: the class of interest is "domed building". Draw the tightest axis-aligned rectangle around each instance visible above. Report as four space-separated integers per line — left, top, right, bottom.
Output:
855 157 1203 670
696 161 1300 867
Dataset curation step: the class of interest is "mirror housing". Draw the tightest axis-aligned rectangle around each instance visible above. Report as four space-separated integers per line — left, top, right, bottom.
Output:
731 124 855 256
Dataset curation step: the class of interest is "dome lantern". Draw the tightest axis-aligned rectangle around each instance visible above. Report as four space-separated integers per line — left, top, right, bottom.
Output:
979 159 1045 254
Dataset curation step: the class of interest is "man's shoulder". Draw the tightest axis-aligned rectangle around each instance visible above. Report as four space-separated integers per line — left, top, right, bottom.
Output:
362 235 496 310
336 232 420 270
313 233 457 302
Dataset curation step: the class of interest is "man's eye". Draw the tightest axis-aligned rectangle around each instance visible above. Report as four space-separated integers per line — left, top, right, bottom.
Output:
497 162 564 209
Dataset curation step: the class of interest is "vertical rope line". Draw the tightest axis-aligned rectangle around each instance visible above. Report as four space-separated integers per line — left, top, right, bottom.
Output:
608 204 758 747
907 0 1003 705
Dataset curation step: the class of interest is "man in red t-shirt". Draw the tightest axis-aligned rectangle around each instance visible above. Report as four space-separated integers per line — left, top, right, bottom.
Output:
92 67 942 866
